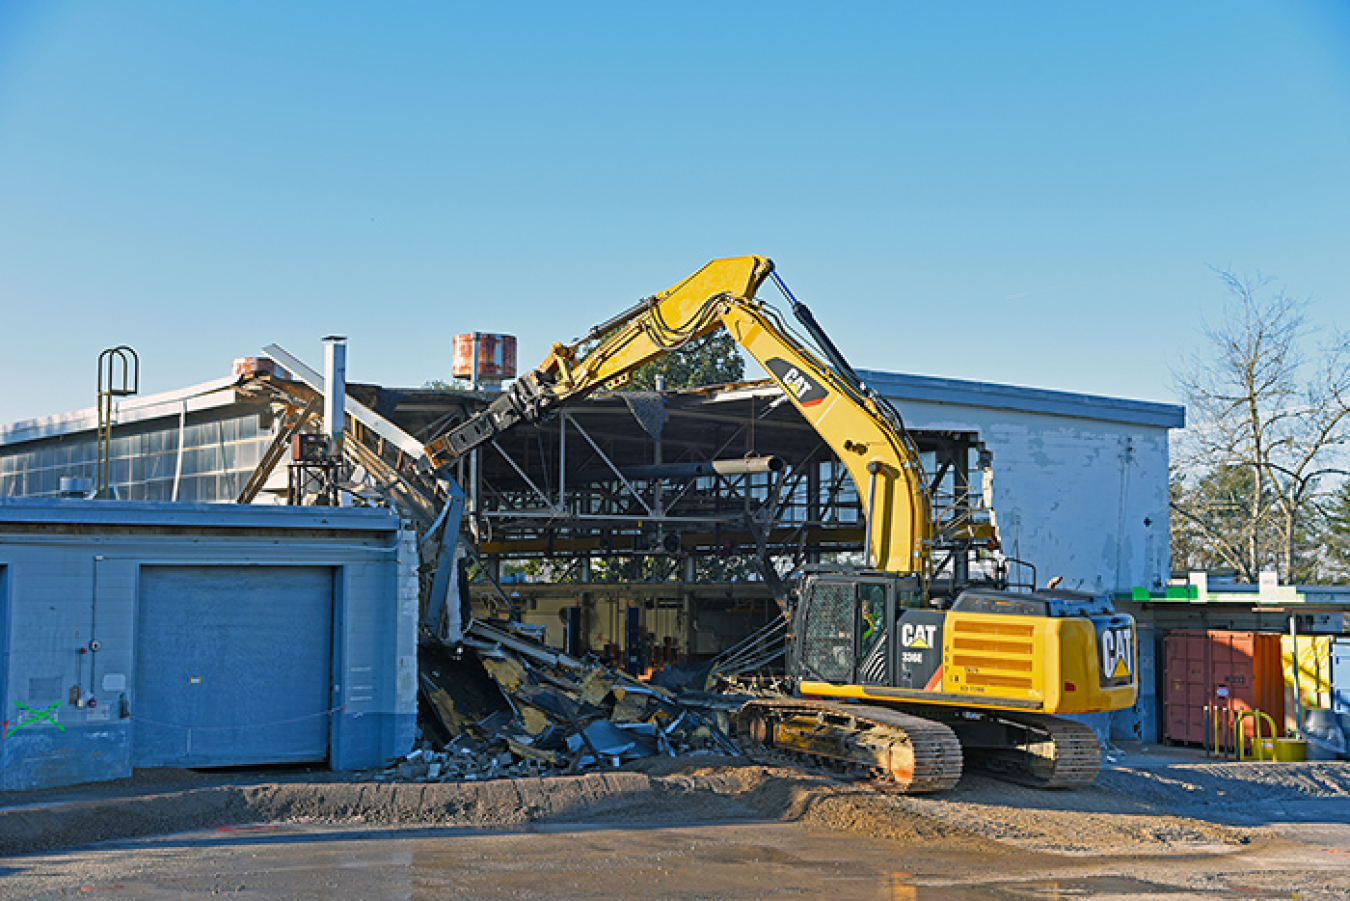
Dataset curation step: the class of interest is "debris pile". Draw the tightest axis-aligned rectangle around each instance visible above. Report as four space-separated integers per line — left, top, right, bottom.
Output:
382 620 743 783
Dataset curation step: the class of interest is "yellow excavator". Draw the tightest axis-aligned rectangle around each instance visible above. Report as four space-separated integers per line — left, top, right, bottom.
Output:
422 255 1138 793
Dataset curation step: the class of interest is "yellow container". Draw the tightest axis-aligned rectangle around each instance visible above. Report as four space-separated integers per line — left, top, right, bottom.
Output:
1260 738 1307 762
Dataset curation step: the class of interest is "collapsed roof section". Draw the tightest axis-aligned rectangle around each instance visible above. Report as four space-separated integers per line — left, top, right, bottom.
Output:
238 371 997 593
0 361 1001 598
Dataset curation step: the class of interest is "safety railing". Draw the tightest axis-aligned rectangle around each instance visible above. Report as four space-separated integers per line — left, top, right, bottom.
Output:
1204 704 1280 761
1234 709 1279 761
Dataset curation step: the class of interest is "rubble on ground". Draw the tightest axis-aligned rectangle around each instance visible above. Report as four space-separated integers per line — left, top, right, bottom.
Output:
379 619 746 784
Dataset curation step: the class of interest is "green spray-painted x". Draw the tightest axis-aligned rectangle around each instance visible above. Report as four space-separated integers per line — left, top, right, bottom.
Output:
11 701 64 733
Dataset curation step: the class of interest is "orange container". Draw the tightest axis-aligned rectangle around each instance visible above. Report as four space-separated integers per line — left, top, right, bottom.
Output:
1163 630 1285 749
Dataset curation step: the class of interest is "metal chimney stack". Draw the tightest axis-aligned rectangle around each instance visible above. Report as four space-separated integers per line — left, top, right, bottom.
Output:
323 336 347 459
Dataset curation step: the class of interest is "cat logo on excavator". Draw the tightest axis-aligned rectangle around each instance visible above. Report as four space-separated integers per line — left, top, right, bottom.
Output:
901 622 937 649
1099 624 1134 685
765 358 828 406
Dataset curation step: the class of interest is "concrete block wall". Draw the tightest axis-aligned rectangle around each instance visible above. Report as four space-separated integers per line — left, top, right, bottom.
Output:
961 411 1171 594
861 370 1182 596
0 499 417 791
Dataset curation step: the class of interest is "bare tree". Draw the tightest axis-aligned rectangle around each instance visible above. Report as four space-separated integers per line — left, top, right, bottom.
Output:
1171 270 1350 582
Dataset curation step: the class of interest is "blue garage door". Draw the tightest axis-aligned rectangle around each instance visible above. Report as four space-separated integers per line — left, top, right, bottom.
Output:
134 565 334 767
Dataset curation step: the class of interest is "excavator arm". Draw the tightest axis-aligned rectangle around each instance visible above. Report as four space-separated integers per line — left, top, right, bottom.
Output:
422 255 931 576
714 289 931 575
422 256 774 462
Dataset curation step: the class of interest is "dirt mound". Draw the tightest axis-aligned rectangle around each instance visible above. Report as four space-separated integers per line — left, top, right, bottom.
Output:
4 760 1347 858
247 761 1272 856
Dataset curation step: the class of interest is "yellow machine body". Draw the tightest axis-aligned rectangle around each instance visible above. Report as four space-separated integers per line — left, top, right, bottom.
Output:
799 611 1138 716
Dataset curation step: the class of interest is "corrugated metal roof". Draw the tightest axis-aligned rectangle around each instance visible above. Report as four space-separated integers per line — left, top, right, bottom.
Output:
0 377 240 447
1 365 1188 450
0 496 400 531
858 369 1186 429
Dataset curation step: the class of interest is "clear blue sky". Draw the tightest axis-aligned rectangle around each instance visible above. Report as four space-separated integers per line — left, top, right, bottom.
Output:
2 2 1348 426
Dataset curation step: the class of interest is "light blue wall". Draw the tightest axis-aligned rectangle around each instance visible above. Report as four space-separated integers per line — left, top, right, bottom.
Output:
0 499 417 791
1106 623 1158 744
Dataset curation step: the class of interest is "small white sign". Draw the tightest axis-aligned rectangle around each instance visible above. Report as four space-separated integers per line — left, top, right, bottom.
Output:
189 676 202 685
1216 686 1229 698
102 673 127 692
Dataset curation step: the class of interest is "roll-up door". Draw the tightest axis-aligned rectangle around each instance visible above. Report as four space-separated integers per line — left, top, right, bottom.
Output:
134 565 334 767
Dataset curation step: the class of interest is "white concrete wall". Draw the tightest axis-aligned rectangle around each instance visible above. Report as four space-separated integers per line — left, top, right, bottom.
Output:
895 401 1172 595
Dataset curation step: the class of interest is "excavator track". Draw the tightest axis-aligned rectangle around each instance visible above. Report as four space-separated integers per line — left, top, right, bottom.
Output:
956 713 1103 789
737 698 963 794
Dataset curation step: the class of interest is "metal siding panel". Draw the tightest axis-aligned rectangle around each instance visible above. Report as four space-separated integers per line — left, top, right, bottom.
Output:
1333 638 1350 716
134 565 333 767
1161 630 1289 750
1163 631 1206 744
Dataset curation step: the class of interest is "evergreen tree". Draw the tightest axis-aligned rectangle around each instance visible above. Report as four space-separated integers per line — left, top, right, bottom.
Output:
623 332 745 392
1322 479 1350 584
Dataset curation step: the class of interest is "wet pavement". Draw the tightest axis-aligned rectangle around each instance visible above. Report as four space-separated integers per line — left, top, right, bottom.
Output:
3 746 1350 898
3 816 1348 900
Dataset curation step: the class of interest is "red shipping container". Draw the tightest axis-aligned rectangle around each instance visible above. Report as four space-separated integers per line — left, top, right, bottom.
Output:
1163 630 1285 749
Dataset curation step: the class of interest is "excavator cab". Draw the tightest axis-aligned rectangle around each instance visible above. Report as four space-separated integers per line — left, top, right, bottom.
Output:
790 570 937 690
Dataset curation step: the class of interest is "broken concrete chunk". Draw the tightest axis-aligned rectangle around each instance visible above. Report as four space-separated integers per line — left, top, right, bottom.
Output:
579 669 614 708
610 687 650 723
519 706 552 736
481 656 529 693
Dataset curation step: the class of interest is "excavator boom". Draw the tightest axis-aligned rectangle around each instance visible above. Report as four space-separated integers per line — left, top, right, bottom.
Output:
423 255 931 575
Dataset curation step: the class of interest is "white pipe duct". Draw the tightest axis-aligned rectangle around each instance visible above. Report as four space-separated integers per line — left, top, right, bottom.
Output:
323 336 347 459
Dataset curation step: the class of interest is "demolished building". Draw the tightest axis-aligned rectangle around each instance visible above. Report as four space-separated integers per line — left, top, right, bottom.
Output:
1 345 1188 789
